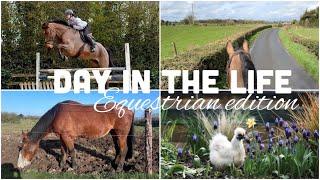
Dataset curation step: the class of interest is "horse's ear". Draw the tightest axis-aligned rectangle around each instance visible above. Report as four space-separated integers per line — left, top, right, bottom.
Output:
243 40 249 53
42 22 49 29
226 40 234 56
21 130 28 142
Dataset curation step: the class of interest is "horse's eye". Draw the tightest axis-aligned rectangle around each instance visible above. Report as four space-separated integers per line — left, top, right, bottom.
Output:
18 146 22 151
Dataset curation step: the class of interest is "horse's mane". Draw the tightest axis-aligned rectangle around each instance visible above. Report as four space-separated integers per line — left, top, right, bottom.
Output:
237 50 257 88
49 20 70 27
28 100 81 142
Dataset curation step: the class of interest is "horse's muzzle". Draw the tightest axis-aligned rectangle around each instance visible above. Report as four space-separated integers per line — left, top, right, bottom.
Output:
45 43 54 49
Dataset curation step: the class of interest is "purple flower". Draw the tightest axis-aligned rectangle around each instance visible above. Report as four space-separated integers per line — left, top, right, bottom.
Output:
293 135 299 143
314 130 319 140
245 137 251 144
269 138 273 144
279 139 284 147
275 117 279 125
186 149 191 156
265 122 270 132
268 144 272 151
286 139 290 146
254 131 259 140
268 133 273 139
257 136 262 144
260 143 265 150
279 118 284 127
285 128 292 139
246 144 250 152
270 128 275 136
213 121 218 130
192 134 198 142
177 148 183 157
291 123 297 130
303 129 310 140
282 121 288 128
294 127 299 133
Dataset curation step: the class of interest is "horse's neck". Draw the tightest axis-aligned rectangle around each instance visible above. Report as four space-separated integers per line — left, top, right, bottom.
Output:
52 24 72 38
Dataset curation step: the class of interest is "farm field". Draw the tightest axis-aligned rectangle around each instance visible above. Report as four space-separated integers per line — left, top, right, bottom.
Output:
161 24 259 59
1 119 159 179
287 26 319 41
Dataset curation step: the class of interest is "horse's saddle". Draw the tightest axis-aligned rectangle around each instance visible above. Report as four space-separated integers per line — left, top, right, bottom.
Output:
79 31 96 45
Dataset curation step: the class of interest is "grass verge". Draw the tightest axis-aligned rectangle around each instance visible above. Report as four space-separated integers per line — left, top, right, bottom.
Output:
278 29 318 81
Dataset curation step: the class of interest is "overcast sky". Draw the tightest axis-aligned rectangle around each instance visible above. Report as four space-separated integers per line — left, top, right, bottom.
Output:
1 90 159 117
161 1 319 22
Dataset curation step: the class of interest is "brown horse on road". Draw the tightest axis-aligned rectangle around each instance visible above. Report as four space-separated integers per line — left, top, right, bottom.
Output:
226 40 257 88
17 100 134 172
42 20 113 68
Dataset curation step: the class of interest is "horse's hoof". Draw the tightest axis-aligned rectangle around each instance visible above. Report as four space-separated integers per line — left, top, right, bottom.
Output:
71 162 77 169
59 162 65 169
115 168 122 173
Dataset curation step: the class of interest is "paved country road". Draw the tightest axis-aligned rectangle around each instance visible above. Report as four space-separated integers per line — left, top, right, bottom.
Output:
250 28 318 89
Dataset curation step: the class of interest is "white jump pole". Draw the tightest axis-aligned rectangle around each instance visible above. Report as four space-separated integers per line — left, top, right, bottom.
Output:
125 43 131 90
36 52 40 89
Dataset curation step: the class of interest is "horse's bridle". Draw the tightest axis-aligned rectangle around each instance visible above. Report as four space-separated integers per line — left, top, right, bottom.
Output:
226 50 251 72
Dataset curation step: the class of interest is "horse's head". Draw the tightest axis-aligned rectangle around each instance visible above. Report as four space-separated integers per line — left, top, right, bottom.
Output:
17 131 39 169
226 40 253 87
42 22 56 49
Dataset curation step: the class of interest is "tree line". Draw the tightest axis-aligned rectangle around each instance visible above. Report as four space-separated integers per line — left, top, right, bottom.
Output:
299 7 319 27
1 1 159 88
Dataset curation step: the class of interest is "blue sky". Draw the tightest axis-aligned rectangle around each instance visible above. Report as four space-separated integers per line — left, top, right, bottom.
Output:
161 1 319 21
1 90 160 118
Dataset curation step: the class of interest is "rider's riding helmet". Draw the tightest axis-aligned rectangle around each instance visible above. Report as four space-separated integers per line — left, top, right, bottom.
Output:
64 9 74 16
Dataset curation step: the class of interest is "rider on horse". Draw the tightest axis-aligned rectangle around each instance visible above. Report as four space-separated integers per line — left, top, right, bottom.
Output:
64 9 96 52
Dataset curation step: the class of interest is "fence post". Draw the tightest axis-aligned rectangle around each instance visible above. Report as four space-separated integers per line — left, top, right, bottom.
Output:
172 42 177 57
125 43 131 90
145 108 152 174
36 52 40 89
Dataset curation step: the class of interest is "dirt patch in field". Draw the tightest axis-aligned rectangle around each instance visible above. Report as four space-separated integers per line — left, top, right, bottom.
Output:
1 130 159 176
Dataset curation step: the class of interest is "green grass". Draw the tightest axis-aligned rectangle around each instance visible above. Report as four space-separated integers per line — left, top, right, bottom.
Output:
161 24 259 59
1 167 158 179
288 26 319 41
278 29 319 81
1 119 37 134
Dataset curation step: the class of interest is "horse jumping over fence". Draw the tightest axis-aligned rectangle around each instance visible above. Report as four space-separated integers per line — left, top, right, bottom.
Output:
17 100 134 172
42 20 113 68
226 40 257 88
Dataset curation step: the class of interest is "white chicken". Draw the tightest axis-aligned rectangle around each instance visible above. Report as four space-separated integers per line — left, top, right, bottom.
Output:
209 127 246 169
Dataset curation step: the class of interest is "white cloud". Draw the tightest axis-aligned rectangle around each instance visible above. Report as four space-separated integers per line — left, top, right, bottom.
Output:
161 1 319 21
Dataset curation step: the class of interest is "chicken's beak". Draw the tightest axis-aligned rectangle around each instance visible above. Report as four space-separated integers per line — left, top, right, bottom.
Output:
236 134 245 140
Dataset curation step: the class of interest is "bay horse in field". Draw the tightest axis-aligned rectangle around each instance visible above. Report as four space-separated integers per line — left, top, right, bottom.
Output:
42 20 113 68
226 40 257 88
17 100 134 172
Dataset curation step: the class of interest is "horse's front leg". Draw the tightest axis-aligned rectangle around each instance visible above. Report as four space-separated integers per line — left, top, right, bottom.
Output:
61 135 77 169
58 49 68 61
116 135 128 172
57 43 73 54
59 138 67 168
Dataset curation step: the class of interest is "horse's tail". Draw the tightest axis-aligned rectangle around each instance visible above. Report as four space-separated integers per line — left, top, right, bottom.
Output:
126 111 135 160
105 47 115 67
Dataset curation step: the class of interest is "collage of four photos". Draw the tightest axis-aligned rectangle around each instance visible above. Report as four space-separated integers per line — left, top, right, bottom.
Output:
1 0 319 179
